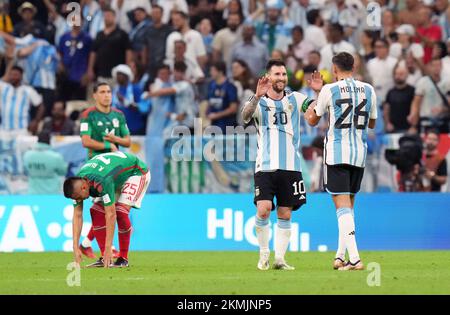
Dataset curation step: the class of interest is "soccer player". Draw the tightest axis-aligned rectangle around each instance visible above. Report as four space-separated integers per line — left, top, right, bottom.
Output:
305 52 377 271
64 152 151 268
78 82 131 259
241 59 323 270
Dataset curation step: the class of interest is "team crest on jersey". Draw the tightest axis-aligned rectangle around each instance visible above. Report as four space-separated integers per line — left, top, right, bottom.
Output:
287 103 294 112
112 118 119 128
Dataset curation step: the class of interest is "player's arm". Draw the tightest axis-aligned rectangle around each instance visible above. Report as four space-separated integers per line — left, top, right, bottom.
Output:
305 101 321 126
368 86 378 130
103 203 116 268
241 75 270 124
81 134 117 151
305 85 329 126
103 133 131 148
208 102 238 121
148 87 177 97
72 202 83 265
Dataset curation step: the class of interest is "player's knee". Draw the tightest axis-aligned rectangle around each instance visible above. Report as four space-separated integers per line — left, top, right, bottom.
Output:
256 203 271 219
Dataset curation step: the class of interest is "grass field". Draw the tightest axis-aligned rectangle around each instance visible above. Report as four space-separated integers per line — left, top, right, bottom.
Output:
1 251 449 294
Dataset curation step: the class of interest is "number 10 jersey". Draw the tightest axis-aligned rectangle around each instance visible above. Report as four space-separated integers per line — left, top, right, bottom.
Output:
252 91 312 173
315 78 378 168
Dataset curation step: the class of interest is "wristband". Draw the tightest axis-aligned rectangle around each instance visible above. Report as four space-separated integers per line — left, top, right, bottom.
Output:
104 141 111 150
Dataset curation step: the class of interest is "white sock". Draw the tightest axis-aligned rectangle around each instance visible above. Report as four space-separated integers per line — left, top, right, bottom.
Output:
255 216 270 254
337 208 360 264
81 238 91 248
274 219 291 262
335 208 354 260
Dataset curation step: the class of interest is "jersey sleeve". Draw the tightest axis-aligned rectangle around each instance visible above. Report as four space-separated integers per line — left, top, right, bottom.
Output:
27 87 43 106
119 113 130 137
314 86 331 117
369 86 378 120
100 177 116 206
79 113 92 137
294 92 313 113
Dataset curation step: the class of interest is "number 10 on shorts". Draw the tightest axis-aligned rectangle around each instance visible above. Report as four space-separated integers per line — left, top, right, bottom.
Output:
292 181 306 196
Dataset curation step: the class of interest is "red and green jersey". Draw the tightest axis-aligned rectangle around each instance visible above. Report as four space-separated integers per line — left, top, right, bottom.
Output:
76 152 148 206
79 106 130 158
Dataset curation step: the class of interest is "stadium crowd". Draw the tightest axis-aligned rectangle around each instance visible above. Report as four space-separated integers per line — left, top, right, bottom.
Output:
0 0 449 192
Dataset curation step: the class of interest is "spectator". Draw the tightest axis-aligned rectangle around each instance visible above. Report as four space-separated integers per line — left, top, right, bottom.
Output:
381 9 398 41
207 61 238 132
43 0 72 46
441 39 450 76
157 0 188 24
359 30 379 62
383 64 415 133
284 25 314 73
0 65 44 135
402 53 423 86
353 53 369 82
23 131 67 194
231 59 255 125
422 129 448 192
416 6 443 64
13 2 46 39
304 9 327 51
41 101 77 136
148 61 197 132
166 10 208 69
129 7 151 61
309 135 325 192
303 50 332 84
433 0 450 41
111 0 151 33
215 0 246 29
17 35 59 117
87 7 132 85
252 1 293 55
111 64 145 135
212 12 242 71
231 23 268 77
164 39 205 84
285 0 310 31
58 18 92 101
141 4 172 82
198 18 214 58
319 23 356 73
408 57 450 134
190 0 223 32
81 0 104 40
390 24 424 62
398 0 424 27
367 38 397 103
324 0 360 44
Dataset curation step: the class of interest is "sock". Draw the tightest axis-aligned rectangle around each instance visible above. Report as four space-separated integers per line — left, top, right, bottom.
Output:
116 204 132 260
255 215 270 254
90 205 106 256
87 226 95 242
275 218 291 262
335 209 354 260
337 207 360 264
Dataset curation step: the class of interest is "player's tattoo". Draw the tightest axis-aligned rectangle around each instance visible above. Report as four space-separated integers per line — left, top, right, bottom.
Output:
241 94 260 124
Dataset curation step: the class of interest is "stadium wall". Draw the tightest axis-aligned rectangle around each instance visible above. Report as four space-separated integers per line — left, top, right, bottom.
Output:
0 193 449 252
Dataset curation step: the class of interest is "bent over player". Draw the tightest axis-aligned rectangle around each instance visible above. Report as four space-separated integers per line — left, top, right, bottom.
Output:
63 152 150 268
305 52 377 270
241 59 323 270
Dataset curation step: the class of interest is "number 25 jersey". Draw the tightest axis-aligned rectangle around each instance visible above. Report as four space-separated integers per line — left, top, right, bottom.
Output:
315 78 378 168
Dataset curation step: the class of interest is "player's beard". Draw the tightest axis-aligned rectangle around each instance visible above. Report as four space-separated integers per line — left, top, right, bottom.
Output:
272 81 286 93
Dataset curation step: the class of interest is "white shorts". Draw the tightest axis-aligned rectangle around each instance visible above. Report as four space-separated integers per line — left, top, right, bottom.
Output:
116 171 151 209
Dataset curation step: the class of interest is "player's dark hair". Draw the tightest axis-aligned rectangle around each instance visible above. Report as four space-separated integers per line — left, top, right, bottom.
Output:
93 82 110 93
157 64 171 72
152 4 163 13
11 65 24 74
63 177 83 199
265 59 286 72
306 9 320 25
174 61 187 73
332 52 354 72
212 61 227 75
292 25 303 35
303 65 318 74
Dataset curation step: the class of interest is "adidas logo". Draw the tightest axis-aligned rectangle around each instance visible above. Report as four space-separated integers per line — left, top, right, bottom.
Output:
97 121 103 126
349 231 355 236
299 195 306 200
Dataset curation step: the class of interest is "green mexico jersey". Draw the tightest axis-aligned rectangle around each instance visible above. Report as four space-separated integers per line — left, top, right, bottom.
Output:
76 152 148 206
80 106 130 158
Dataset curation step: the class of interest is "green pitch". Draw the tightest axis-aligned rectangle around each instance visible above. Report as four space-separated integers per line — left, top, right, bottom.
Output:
1 251 449 294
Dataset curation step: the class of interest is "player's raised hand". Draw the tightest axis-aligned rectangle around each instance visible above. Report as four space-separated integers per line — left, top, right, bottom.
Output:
74 248 82 266
255 74 271 98
307 71 324 93
103 248 113 268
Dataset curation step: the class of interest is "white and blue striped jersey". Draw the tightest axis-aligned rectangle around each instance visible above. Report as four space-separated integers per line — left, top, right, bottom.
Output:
315 78 378 168
252 91 312 173
0 81 43 131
